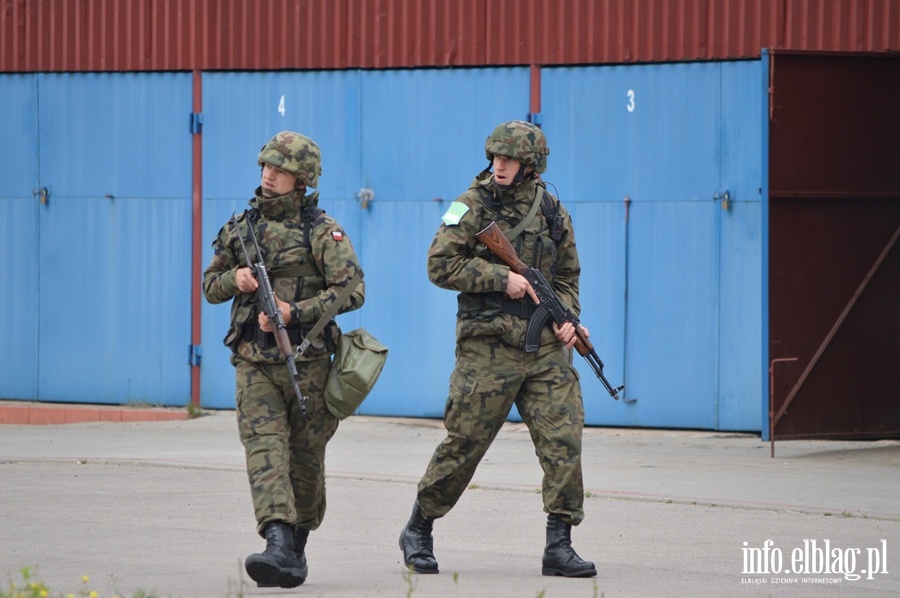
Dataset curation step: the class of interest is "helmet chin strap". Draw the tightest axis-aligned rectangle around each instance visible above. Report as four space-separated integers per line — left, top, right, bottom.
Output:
491 161 533 192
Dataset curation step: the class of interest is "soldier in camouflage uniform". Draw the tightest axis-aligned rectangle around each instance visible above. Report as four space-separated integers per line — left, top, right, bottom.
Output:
399 121 597 578
203 131 364 589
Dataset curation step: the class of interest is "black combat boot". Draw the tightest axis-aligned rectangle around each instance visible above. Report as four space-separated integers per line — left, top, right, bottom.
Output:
541 514 597 577
245 521 307 588
254 526 310 588
399 503 439 573
293 527 309 577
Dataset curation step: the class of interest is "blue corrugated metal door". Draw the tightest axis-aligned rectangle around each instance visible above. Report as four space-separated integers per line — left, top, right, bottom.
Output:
0 75 40 400
33 73 193 405
199 67 530 413
543 61 762 430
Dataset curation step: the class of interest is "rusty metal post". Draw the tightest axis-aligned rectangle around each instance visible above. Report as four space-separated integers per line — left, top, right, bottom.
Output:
190 70 203 411
769 357 798 458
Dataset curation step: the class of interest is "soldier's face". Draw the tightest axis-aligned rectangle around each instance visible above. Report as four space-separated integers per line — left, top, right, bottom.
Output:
492 155 523 186
261 163 298 197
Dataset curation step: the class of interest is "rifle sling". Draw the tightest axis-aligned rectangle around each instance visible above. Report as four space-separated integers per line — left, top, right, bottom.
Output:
297 271 363 355
503 184 543 241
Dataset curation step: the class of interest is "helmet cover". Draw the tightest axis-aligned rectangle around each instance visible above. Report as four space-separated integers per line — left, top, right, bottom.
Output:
257 131 322 188
484 120 550 174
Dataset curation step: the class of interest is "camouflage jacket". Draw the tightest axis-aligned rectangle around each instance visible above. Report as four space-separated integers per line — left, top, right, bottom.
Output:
427 172 580 349
202 187 365 364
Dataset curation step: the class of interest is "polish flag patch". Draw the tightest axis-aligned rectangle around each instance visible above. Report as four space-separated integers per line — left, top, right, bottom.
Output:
332 230 344 241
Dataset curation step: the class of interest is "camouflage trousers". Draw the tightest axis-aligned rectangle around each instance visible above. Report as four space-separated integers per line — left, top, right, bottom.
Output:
417 336 586 525
234 356 338 536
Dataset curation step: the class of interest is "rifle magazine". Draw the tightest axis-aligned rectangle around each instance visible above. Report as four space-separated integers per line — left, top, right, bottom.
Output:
523 304 553 352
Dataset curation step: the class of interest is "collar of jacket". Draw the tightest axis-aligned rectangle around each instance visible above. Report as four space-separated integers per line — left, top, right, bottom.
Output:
251 187 319 220
477 174 540 204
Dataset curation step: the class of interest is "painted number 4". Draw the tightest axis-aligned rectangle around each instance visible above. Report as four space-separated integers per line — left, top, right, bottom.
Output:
627 89 635 112
278 95 286 116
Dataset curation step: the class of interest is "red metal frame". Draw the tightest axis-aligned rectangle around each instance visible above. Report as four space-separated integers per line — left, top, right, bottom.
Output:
768 357 797 458
190 70 203 410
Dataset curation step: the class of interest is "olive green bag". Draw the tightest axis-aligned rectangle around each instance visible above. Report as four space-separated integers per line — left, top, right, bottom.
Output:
298 272 388 419
324 327 388 419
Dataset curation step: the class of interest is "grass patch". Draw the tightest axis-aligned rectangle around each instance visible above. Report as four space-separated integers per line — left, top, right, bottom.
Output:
1 566 157 598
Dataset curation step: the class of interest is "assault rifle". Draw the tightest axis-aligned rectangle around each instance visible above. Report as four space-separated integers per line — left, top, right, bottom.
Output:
230 212 307 414
475 221 625 400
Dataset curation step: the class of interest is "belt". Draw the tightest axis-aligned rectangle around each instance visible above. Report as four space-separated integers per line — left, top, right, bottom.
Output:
240 323 306 349
500 298 536 319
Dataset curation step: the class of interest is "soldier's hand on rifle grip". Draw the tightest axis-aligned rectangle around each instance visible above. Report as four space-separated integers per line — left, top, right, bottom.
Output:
506 271 540 304
258 295 292 332
553 321 589 350
235 267 259 293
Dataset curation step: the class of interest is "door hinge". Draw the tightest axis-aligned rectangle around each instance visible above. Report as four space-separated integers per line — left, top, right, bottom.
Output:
189 344 202 366
190 112 204 134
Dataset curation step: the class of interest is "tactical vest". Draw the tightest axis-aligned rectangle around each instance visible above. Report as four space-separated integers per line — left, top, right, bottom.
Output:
459 175 563 324
224 202 330 355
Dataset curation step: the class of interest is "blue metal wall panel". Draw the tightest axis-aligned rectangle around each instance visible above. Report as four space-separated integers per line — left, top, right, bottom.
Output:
717 60 763 431
544 62 721 204
202 71 364 203
359 68 530 203
717 201 762 430
624 202 720 428
35 73 193 405
719 61 764 204
38 197 193 404
38 74 191 200
0 75 39 198
0 75 40 399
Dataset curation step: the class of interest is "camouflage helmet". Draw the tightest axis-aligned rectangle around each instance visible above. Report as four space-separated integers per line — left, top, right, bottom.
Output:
484 120 550 174
257 131 322 188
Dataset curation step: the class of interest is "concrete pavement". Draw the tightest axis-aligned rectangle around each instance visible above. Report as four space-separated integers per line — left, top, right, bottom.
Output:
1 410 898 597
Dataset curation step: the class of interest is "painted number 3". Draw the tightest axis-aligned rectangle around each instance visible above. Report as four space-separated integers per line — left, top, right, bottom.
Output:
278 95 286 116
627 89 635 112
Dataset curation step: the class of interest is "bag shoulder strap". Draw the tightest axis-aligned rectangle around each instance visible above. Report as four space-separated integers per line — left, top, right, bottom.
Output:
297 271 363 355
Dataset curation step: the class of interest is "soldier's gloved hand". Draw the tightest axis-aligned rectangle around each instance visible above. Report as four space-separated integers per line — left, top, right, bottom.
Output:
259 295 292 331
235 267 259 293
